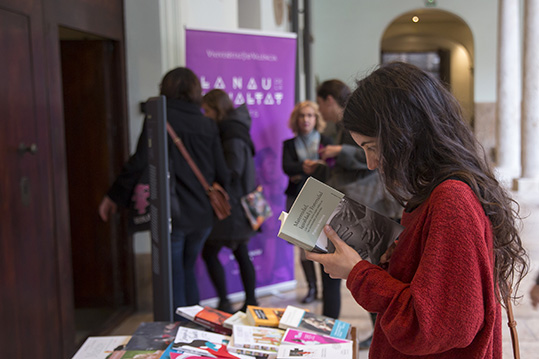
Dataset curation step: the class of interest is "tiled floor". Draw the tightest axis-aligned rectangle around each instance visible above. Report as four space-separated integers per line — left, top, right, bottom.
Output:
110 190 539 358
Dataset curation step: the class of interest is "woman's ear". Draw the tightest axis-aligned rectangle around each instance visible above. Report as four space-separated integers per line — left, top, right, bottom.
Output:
326 95 336 105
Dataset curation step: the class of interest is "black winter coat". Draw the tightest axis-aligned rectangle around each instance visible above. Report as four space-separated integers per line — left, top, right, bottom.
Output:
107 99 230 230
282 133 333 198
207 104 257 243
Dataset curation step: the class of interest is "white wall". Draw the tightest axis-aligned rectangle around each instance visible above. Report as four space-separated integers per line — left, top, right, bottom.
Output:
450 44 474 120
124 0 164 253
124 0 163 153
312 0 497 102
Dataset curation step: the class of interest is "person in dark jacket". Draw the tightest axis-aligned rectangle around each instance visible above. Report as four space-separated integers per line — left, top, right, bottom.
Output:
316 79 401 347
282 100 333 306
200 89 259 313
98 68 230 319
531 272 539 308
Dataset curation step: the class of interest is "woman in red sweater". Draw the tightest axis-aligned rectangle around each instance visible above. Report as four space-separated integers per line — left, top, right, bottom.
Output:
306 62 528 358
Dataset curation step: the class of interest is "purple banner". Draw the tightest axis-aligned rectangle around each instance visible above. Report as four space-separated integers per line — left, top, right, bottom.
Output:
186 28 297 300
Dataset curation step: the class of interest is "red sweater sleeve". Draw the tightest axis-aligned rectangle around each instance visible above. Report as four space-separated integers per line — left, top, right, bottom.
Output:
346 181 498 356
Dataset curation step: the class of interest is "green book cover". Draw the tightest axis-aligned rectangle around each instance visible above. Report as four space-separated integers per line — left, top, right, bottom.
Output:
278 177 344 252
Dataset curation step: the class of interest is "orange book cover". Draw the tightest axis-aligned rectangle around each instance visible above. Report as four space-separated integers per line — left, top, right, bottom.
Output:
194 306 232 335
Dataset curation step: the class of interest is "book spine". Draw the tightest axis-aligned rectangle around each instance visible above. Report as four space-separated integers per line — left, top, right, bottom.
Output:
244 343 278 352
228 346 275 359
253 319 279 327
175 347 207 357
194 317 232 335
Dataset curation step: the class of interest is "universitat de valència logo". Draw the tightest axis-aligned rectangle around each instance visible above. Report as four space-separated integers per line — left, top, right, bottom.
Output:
200 75 285 109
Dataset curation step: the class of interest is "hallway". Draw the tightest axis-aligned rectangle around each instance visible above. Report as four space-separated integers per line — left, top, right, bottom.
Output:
110 189 539 358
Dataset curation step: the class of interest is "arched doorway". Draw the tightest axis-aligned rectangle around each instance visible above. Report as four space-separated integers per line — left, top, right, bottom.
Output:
381 9 474 125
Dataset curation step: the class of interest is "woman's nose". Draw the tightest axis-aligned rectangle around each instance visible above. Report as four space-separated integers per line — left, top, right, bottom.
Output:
366 154 378 170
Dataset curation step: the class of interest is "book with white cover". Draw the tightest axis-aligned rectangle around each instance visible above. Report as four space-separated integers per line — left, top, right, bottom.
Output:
278 177 403 265
276 342 353 358
232 324 285 352
227 336 278 359
72 336 131 359
175 304 204 321
223 311 249 329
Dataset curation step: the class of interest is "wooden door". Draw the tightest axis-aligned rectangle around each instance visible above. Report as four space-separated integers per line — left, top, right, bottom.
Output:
60 39 134 326
0 4 67 358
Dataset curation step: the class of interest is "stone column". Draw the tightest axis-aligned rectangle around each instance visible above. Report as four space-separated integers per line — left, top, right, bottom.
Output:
515 0 539 191
495 0 521 186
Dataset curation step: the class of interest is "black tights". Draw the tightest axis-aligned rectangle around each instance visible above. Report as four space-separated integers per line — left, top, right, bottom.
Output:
321 269 341 319
202 241 257 304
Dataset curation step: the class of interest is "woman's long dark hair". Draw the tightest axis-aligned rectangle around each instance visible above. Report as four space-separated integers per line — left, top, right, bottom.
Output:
343 62 528 304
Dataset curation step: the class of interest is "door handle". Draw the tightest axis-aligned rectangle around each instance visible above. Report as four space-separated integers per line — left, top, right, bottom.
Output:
18 142 38 155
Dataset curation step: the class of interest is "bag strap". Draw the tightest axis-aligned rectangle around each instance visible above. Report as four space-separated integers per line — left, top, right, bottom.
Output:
166 122 210 192
504 294 520 359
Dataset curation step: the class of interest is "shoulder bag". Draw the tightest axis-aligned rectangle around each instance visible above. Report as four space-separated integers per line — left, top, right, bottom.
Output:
166 122 231 220
505 293 520 359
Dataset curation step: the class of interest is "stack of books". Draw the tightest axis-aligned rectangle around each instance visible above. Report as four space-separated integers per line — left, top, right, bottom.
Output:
76 302 358 359
163 304 355 359
73 305 357 359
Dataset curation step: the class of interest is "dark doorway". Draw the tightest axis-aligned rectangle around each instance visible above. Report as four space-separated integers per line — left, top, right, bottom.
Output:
59 27 135 344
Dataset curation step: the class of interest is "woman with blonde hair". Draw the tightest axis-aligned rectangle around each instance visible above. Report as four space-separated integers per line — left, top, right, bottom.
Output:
282 100 334 309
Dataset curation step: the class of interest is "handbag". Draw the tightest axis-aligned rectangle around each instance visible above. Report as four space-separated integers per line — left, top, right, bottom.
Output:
166 122 231 220
240 185 273 230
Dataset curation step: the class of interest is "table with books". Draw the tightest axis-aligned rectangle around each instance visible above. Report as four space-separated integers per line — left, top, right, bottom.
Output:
72 304 359 359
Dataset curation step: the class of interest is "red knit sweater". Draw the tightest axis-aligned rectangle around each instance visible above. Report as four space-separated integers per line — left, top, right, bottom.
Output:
346 180 502 358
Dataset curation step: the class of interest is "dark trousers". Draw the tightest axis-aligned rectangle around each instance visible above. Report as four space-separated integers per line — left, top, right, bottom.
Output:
321 269 341 319
202 240 257 305
171 226 212 320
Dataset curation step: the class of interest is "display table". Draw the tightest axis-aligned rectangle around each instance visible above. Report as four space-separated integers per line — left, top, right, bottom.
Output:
72 321 359 359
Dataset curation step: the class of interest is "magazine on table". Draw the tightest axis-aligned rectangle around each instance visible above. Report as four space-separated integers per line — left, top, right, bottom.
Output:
278 305 351 340
124 321 180 350
280 328 351 346
278 177 403 265
172 327 231 357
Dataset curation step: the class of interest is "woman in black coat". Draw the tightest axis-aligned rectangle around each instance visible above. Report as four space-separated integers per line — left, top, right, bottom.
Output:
282 100 333 305
201 89 258 313
99 68 230 319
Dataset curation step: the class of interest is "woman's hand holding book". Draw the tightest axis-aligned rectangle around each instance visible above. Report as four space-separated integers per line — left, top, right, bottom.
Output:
305 224 363 280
